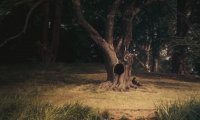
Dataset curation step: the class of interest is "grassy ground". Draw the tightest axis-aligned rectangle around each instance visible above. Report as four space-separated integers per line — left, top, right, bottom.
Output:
0 63 200 119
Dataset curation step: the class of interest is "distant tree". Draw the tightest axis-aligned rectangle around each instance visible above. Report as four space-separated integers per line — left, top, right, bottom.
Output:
37 0 62 63
133 2 174 72
171 0 200 75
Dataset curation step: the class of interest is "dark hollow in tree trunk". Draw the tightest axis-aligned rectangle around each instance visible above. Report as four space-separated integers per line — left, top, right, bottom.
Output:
114 63 124 75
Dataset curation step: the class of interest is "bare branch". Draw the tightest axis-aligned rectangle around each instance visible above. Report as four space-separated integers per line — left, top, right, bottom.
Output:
115 36 123 53
105 0 122 45
72 0 105 45
0 0 44 48
135 56 151 72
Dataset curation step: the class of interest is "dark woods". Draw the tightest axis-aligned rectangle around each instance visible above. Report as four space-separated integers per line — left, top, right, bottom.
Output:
0 0 199 76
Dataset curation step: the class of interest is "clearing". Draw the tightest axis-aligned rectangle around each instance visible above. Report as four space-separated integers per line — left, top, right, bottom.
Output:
0 63 200 120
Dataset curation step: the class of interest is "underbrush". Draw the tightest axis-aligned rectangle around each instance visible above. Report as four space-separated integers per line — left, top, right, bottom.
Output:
0 95 102 120
156 97 200 120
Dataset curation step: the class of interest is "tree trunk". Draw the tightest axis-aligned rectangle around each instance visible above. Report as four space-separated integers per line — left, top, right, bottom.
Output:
103 45 118 81
39 0 53 63
151 40 160 72
145 50 151 72
142 43 151 72
38 0 62 63
72 0 150 91
101 46 136 91
171 47 186 74
171 0 188 74
151 43 160 72
152 57 159 72
49 0 62 62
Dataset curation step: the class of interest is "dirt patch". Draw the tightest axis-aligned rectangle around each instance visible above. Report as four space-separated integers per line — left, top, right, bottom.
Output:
108 109 156 120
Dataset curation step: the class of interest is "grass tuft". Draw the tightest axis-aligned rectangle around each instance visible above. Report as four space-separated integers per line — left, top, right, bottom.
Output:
156 97 200 120
0 95 101 120
119 115 130 120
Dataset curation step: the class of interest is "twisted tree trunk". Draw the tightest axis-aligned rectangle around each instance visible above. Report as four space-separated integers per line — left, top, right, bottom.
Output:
73 0 156 90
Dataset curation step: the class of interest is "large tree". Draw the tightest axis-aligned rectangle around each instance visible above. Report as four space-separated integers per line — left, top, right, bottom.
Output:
72 0 159 90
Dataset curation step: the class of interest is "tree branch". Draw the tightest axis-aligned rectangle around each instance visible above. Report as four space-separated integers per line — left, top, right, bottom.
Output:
122 0 138 51
116 0 158 52
0 0 44 48
72 0 105 45
135 56 151 72
105 0 122 45
115 36 123 53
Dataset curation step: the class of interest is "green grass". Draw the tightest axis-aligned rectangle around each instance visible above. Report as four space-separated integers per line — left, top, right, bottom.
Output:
0 95 102 120
156 97 200 120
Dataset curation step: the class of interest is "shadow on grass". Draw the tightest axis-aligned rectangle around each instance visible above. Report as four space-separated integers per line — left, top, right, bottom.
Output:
143 80 192 90
62 75 102 85
135 72 200 83
0 63 104 86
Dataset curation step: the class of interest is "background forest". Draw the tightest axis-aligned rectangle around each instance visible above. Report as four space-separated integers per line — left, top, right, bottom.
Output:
0 0 199 75
0 0 200 120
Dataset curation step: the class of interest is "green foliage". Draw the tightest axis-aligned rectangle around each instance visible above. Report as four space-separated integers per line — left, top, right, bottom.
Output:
0 95 102 120
156 98 200 120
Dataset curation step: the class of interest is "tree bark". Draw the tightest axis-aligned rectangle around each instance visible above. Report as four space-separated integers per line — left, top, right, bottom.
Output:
103 44 118 81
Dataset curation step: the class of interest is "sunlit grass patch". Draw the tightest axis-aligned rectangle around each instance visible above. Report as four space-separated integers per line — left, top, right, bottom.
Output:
156 97 200 120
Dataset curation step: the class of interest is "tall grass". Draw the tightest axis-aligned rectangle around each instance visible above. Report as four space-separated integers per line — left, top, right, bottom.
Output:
156 97 200 120
0 95 102 120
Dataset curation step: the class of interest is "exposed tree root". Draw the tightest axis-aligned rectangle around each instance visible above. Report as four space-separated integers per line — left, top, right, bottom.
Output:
99 77 141 91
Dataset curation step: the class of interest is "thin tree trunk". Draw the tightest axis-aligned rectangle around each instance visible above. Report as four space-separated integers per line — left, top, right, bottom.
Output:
151 41 160 72
38 0 62 63
40 0 52 63
172 0 188 74
50 0 62 62
146 50 151 72
143 42 151 72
